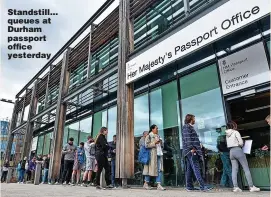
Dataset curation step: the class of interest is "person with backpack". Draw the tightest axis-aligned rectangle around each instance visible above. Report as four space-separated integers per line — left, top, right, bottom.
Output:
225 122 260 192
95 127 113 189
217 131 233 188
142 125 166 191
82 136 96 187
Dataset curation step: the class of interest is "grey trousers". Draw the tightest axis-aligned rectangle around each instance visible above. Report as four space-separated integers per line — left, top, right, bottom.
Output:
230 147 253 187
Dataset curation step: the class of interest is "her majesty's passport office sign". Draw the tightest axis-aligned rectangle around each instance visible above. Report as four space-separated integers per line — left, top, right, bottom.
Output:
126 0 270 84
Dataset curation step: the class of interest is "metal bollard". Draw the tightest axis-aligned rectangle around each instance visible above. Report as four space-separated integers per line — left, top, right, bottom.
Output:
34 162 42 185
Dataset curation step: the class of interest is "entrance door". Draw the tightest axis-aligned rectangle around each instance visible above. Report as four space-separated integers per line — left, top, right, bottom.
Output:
227 91 270 189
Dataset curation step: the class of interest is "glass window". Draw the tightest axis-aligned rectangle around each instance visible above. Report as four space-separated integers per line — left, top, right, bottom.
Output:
23 105 30 121
63 126 69 147
36 135 44 155
134 93 149 137
79 116 92 143
107 106 117 142
179 64 226 185
68 121 80 146
43 132 51 155
150 81 184 186
92 110 107 139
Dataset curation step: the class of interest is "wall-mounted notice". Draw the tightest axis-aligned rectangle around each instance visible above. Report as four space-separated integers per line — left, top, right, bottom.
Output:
218 42 270 94
126 0 270 84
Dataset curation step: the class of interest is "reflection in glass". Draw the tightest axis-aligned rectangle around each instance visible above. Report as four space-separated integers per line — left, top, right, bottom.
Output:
107 106 117 142
63 126 69 146
43 133 51 155
180 64 226 185
68 121 80 146
150 81 183 186
79 116 92 143
36 135 44 155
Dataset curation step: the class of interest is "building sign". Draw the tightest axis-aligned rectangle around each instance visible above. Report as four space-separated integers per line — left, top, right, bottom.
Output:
31 136 38 151
218 42 270 94
126 0 270 84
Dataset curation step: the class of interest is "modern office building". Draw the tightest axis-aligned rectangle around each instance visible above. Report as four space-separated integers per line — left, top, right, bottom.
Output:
6 0 270 189
1 120 16 164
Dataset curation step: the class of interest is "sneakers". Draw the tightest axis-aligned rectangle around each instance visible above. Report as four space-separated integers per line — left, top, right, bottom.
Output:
70 182 75 186
62 181 67 185
81 183 87 187
250 186 260 192
157 184 166 191
96 185 106 190
233 187 242 192
200 186 212 192
40 182 44 185
106 184 114 189
143 182 151 190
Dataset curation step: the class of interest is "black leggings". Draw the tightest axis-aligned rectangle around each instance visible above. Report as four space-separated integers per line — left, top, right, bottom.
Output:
95 155 110 186
62 160 74 183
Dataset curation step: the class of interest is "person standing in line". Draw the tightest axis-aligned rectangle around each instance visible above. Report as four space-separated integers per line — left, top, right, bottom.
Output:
217 133 233 188
41 154 50 184
1 159 9 183
109 135 117 187
225 122 260 192
29 157 37 183
18 157 27 184
71 142 85 186
95 127 113 189
25 160 31 182
182 114 210 192
143 125 166 191
62 137 77 185
82 136 96 187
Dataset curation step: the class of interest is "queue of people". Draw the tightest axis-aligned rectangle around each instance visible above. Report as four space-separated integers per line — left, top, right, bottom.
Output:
3 114 262 193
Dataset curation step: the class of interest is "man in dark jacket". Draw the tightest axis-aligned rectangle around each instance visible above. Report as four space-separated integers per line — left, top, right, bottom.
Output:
182 114 210 192
18 157 28 183
41 154 50 184
108 135 116 187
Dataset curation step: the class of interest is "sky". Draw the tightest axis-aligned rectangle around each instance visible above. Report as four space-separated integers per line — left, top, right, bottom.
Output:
0 0 118 121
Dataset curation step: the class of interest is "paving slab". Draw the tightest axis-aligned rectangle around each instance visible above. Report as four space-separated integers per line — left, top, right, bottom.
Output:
1 183 269 197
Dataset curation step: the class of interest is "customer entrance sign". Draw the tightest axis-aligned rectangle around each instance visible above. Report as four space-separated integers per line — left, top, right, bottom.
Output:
218 42 270 95
126 0 270 84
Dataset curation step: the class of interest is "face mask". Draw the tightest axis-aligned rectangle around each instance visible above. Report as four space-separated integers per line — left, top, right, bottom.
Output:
69 142 73 145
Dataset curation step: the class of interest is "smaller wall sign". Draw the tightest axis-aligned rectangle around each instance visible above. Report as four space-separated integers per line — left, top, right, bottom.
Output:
218 42 270 94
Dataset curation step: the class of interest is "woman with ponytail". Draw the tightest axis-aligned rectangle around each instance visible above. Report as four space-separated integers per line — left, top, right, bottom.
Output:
95 127 113 189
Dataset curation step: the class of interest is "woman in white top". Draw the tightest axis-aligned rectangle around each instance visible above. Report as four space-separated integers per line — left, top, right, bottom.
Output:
225 122 260 192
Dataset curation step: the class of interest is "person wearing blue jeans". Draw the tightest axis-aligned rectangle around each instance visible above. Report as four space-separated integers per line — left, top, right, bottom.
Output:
41 155 50 184
182 114 211 192
18 157 27 183
109 135 117 187
143 125 165 191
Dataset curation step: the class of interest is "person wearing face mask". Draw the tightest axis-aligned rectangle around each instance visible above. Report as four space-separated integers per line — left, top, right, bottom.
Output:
61 137 77 185
182 114 211 192
143 124 166 191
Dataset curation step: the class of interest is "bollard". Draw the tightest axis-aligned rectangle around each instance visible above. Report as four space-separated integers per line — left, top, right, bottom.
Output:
34 162 42 185
100 169 106 187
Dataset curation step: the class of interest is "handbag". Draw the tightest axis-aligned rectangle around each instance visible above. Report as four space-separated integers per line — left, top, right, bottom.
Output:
138 135 151 165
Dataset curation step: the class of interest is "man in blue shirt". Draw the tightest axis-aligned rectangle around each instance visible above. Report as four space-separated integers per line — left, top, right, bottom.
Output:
182 114 210 192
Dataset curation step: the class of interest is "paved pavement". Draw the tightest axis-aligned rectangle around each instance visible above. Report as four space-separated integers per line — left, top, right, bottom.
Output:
1 183 269 197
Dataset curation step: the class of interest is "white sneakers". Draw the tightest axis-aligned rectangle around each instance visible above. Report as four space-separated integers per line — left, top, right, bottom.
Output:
250 186 260 192
233 187 242 192
233 186 260 192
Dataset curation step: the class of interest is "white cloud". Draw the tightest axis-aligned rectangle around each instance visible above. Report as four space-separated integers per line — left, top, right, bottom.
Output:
0 0 116 120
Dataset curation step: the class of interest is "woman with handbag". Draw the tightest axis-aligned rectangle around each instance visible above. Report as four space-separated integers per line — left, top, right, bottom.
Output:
142 124 165 191
225 121 260 192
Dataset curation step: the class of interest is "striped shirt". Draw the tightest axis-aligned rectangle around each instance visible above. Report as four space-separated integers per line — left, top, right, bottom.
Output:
182 124 202 157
